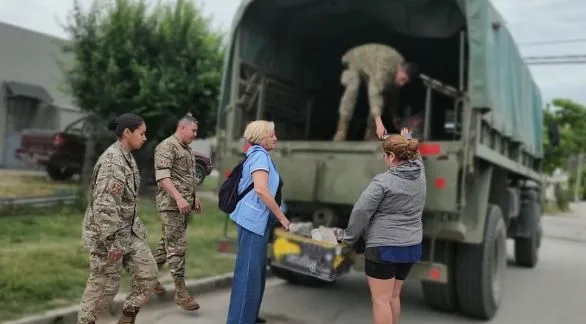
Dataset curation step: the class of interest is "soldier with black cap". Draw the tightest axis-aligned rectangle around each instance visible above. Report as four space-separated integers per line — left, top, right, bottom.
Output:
333 43 419 141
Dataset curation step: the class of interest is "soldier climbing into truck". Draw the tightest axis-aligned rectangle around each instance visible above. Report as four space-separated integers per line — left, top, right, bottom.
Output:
333 43 419 141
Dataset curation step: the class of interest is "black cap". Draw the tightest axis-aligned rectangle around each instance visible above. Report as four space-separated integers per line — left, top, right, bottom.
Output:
403 62 420 81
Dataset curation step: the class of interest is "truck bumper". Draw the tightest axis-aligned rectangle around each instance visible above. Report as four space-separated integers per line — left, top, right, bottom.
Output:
351 254 449 283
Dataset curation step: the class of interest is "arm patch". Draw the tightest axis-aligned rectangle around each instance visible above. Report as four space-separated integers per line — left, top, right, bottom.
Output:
109 179 124 197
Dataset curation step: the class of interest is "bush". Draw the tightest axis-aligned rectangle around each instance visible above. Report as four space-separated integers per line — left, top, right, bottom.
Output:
555 185 572 212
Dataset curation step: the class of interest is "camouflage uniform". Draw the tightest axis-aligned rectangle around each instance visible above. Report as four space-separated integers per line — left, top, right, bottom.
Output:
152 134 200 311
78 141 157 324
333 43 404 141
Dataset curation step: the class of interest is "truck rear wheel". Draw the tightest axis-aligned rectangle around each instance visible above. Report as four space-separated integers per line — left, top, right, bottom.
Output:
514 190 541 268
421 241 458 313
455 204 507 320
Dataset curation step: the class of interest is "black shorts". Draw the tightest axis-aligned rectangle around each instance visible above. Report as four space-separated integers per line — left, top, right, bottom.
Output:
364 259 414 281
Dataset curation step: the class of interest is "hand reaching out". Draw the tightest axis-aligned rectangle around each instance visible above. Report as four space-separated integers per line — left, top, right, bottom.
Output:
400 127 412 139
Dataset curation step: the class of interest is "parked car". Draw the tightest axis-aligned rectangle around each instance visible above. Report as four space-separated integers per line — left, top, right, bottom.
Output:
15 116 213 184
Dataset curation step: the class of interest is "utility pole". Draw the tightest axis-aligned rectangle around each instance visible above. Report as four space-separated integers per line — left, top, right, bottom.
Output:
574 152 584 202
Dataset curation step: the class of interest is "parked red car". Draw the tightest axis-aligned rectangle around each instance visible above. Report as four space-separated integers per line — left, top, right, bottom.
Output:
15 116 213 184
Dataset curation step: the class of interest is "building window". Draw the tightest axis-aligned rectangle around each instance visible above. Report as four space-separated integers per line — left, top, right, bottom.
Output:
5 97 40 132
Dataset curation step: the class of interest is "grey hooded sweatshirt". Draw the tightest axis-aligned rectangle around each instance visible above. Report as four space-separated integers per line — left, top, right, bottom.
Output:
343 158 426 248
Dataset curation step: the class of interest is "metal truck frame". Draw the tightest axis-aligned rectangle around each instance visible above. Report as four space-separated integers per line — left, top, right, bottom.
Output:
215 1 557 321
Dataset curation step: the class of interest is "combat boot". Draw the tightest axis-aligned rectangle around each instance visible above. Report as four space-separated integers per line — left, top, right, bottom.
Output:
174 278 200 311
117 307 139 324
153 280 166 295
364 118 378 141
332 119 350 141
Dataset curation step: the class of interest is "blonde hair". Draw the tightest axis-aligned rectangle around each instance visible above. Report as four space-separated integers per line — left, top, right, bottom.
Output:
243 120 275 144
382 134 420 161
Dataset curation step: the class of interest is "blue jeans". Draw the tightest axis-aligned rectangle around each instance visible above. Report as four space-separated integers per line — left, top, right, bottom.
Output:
226 217 276 324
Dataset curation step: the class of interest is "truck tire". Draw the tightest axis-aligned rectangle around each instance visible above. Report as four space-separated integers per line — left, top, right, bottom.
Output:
455 204 507 320
514 190 541 268
46 164 75 181
421 240 458 313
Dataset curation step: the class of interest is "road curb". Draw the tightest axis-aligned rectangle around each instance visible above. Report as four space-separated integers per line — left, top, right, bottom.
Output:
5 270 273 324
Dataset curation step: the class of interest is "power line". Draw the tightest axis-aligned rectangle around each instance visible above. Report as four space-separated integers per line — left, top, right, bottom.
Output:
523 54 586 65
526 61 586 66
523 54 586 60
518 38 586 46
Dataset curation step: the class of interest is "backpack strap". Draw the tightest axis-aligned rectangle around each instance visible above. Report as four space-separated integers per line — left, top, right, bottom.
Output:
235 152 254 201
237 182 255 201
236 148 273 201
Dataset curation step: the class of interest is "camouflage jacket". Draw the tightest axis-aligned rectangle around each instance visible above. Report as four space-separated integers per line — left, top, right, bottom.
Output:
342 43 404 88
154 134 197 212
342 43 405 116
82 141 148 254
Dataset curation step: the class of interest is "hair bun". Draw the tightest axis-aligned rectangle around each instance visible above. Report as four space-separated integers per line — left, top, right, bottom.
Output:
107 119 118 131
404 139 420 160
407 139 419 151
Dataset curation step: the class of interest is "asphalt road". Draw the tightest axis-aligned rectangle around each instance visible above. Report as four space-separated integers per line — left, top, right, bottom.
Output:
100 206 586 324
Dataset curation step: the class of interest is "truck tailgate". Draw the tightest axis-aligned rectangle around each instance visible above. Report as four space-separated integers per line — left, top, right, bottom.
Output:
219 140 461 212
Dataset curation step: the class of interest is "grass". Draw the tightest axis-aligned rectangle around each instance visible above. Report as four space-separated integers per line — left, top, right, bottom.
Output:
0 171 218 199
199 173 219 193
544 202 562 215
0 174 80 198
543 200 574 215
0 198 236 321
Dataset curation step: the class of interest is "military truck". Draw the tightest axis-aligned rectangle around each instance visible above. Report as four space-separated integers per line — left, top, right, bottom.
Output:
215 0 559 320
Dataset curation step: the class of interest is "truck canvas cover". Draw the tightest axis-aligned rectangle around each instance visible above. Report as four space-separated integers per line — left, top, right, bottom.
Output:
219 0 544 158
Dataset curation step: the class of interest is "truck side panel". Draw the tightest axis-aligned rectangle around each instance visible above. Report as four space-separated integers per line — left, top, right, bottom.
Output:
271 156 320 201
423 154 460 213
462 0 544 159
461 162 494 244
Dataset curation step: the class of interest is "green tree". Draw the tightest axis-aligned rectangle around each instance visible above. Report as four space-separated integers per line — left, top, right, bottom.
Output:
59 0 224 184
542 99 586 174
60 0 224 140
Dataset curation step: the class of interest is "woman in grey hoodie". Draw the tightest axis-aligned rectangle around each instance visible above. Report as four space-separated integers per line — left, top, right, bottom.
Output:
339 127 425 324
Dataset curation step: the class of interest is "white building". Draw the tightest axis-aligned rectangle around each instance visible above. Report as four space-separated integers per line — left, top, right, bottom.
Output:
0 22 84 169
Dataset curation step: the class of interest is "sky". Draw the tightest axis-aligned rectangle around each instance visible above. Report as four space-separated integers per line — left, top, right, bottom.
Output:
0 0 585 105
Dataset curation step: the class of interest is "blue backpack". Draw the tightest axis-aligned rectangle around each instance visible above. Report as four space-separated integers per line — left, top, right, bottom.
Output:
218 156 254 214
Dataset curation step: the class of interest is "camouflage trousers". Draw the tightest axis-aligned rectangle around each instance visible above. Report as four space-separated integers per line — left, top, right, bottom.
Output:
78 234 158 324
335 67 398 140
153 211 189 279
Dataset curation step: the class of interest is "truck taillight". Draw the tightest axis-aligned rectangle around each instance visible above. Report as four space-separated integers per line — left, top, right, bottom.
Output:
434 177 446 189
428 267 442 281
419 143 441 156
53 134 64 145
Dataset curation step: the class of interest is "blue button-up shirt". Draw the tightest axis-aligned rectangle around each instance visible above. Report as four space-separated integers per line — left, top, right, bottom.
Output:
229 145 281 236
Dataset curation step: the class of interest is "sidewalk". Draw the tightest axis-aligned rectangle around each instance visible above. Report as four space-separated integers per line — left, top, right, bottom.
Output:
561 201 586 217
542 201 586 243
4 272 254 324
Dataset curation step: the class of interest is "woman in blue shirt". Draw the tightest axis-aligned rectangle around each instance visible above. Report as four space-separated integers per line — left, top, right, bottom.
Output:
226 120 290 324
